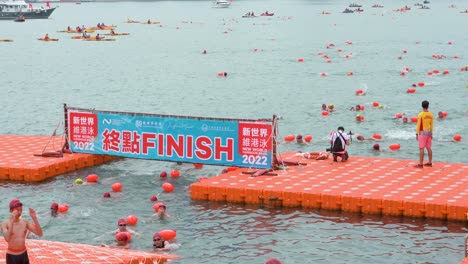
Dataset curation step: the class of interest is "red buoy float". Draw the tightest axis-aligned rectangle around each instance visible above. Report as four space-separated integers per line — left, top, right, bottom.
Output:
407 88 416 93
126 215 138 225
304 135 313 142
453 134 462 142
162 183 174 193
284 135 295 142
417 82 425 87
372 134 382 140
86 174 99 183
112 182 123 192
410 116 418 123
159 229 177 240
389 144 401 150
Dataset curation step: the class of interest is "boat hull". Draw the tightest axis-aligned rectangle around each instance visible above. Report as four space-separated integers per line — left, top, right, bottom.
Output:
0 7 56 20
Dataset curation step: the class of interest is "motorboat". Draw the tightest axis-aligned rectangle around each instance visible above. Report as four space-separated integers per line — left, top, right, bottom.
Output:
0 0 56 20
212 0 230 8
14 15 25 21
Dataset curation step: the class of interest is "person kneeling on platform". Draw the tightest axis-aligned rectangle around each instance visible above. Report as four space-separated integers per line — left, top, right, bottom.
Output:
329 126 351 162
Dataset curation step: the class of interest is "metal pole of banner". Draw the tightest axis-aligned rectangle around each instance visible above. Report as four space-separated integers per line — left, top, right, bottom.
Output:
62 103 70 152
272 115 279 168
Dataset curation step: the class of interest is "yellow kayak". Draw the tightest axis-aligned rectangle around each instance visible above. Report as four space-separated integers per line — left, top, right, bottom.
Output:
0 39 13 42
88 25 116 31
71 35 101 39
38 38 59 41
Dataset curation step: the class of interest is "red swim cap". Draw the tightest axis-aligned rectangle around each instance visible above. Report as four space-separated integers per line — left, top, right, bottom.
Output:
265 258 282 264
50 202 59 209
118 218 126 225
9 199 22 210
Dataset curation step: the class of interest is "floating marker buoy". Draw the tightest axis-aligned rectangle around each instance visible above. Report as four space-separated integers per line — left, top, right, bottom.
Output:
112 182 123 192
58 204 69 213
372 102 379 107
170 169 180 178
297 58 304 62
86 174 99 183
372 134 382 140
407 88 416 93
395 113 403 119
389 144 401 150
284 135 295 142
126 215 138 225
162 182 174 193
410 116 418 123
453 134 462 141
417 82 425 87
159 229 177 240
355 89 363 95
304 135 313 142
443 70 449 74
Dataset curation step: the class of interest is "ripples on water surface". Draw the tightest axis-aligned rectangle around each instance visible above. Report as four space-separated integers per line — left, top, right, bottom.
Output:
0 0 467 263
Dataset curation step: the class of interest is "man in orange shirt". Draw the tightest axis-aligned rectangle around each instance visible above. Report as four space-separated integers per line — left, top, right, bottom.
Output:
415 100 434 168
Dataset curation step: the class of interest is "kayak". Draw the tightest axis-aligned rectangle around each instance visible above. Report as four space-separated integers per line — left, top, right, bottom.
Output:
57 29 95 33
125 20 140 23
83 38 116 41
0 39 13 42
71 35 101 39
38 38 59 41
260 13 274 16
102 33 130 36
141 21 160 24
88 26 116 31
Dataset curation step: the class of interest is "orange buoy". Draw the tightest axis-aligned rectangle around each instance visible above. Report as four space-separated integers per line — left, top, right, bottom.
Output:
284 134 295 142
442 111 448 117
193 163 203 169
86 173 99 183
217 72 224 76
58 204 69 213
410 116 418 123
162 182 174 193
115 232 131 242
170 169 180 178
126 215 138 225
372 133 382 140
389 144 401 150
433 69 439 74
355 114 364 122
372 102 379 107
394 113 403 119
159 229 177 240
400 71 406 76
417 82 425 87
355 89 363 95
427 71 433 75
326 59 332 63
320 72 327 77
304 135 313 142
322 110 329 116
112 182 123 192
453 134 462 141
442 70 449 75
347 71 353 76
407 88 416 93
297 58 304 62
358 105 365 111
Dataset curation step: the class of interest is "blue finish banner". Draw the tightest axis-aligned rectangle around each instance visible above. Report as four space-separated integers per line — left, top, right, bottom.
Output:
67 108 274 169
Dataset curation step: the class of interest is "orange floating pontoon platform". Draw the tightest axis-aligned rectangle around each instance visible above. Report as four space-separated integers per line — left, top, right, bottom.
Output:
190 152 468 221
0 135 118 182
0 237 177 264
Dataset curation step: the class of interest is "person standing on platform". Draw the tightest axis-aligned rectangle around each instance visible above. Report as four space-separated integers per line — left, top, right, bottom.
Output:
1 199 43 264
329 126 351 162
415 100 434 168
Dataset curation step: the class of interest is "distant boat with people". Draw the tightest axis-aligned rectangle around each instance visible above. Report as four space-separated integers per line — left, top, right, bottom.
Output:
349 3 362 8
0 0 56 20
212 0 230 8
342 8 354 13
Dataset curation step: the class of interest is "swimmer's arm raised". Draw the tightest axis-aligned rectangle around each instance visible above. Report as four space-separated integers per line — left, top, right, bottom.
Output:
27 208 43 237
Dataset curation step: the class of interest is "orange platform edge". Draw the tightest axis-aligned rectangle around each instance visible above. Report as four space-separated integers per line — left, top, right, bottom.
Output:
190 151 468 222
0 135 118 182
0 237 177 264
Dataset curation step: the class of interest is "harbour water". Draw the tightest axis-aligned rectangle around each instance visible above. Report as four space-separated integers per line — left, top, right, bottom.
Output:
0 0 467 263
